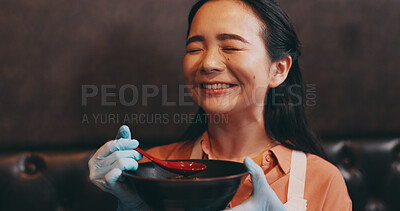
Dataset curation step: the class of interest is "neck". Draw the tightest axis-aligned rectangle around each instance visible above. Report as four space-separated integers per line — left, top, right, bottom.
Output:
206 107 274 162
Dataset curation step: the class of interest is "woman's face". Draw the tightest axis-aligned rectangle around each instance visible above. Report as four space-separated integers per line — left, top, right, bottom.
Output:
183 0 273 115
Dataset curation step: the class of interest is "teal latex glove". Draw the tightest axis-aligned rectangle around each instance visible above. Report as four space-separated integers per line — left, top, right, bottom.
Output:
88 125 150 210
226 157 286 211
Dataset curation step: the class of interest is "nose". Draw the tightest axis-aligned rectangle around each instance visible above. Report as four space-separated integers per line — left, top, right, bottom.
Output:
200 48 226 73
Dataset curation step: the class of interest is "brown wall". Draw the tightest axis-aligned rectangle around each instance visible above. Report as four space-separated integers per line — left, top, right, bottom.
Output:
1 0 399 149
280 0 400 138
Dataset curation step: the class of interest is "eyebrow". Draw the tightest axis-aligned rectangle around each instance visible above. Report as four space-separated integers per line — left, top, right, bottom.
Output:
186 35 205 46
217 33 249 44
186 33 249 46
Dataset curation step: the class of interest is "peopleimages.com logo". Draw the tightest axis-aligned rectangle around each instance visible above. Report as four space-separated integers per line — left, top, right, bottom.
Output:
81 84 317 107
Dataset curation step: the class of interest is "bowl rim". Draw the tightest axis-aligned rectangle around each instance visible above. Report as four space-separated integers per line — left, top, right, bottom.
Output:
122 159 249 182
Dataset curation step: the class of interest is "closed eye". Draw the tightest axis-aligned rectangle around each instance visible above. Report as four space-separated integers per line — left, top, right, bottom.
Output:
186 49 202 53
223 48 240 51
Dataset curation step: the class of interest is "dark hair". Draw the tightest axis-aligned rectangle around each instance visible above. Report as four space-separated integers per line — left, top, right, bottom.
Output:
180 0 326 159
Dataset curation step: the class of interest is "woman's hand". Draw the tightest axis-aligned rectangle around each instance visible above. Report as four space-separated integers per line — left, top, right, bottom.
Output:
88 125 149 210
226 157 286 211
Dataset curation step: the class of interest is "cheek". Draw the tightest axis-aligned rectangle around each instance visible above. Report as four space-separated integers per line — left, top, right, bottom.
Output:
247 55 271 85
227 54 270 85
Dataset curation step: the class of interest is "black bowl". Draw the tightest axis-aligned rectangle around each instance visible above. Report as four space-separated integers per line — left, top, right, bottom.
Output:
123 159 249 211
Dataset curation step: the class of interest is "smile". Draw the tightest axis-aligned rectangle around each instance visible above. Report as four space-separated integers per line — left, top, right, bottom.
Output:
201 83 236 89
198 82 239 95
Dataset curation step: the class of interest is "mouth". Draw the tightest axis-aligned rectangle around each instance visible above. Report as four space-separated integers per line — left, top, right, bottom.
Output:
198 82 239 94
200 83 237 89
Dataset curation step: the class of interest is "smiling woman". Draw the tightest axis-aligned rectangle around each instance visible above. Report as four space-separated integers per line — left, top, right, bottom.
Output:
88 0 352 210
184 0 285 122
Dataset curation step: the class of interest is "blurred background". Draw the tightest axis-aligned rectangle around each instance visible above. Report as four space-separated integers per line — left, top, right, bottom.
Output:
0 0 399 210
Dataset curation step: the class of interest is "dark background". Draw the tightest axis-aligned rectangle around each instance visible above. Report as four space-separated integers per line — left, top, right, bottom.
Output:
1 0 399 149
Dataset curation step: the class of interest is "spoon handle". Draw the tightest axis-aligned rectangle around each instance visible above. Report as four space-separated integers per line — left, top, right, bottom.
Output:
135 148 164 164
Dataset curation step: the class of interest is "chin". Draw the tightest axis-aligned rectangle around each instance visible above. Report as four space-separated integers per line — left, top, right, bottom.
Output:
199 102 236 116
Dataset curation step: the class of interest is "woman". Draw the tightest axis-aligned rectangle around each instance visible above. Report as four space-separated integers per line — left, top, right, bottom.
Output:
89 0 352 210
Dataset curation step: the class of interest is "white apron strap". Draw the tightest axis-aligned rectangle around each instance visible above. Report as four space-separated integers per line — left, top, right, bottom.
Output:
284 150 307 211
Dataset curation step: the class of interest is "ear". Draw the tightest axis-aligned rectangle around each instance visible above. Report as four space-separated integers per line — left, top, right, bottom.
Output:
268 55 292 88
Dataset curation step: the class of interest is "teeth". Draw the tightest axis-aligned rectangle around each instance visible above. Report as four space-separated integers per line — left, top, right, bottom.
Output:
202 83 233 89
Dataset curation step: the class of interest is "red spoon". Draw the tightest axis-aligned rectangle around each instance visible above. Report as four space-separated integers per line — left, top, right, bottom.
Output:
135 148 207 176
